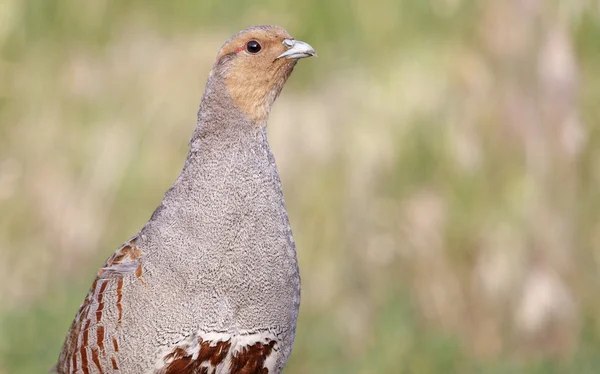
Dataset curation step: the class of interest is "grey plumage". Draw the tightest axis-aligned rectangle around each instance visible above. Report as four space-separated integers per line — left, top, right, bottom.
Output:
56 25 315 374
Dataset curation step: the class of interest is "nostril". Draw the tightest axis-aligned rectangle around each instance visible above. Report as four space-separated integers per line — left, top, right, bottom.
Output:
283 39 295 48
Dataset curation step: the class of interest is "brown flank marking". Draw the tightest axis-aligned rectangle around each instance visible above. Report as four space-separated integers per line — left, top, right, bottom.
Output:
96 281 108 323
81 320 91 374
135 263 147 285
116 278 124 324
229 340 276 374
90 280 99 296
111 357 119 370
97 325 105 354
98 239 142 275
162 339 232 374
60 238 142 373
70 349 77 373
91 347 104 374
197 338 232 367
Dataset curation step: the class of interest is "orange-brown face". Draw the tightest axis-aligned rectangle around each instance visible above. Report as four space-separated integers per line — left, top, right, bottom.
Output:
213 25 316 124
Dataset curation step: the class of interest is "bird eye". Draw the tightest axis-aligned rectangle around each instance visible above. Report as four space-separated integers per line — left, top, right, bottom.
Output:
246 40 262 54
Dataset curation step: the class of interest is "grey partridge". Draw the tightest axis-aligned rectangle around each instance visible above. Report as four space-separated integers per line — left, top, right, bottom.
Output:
55 25 316 374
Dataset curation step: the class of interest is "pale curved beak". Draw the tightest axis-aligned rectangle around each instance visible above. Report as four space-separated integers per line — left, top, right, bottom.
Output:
276 39 317 60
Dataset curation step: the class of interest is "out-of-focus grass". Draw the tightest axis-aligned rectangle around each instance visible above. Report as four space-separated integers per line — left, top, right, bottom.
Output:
2 1 600 373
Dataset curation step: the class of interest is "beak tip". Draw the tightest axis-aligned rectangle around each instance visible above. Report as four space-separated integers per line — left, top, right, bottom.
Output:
277 40 317 60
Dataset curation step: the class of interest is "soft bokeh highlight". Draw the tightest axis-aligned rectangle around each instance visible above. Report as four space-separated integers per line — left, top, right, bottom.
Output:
1 1 600 373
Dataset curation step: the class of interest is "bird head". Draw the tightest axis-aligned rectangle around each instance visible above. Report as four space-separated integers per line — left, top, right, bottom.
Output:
210 25 316 125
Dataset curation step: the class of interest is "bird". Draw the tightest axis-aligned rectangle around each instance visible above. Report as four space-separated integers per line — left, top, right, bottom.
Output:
55 25 316 374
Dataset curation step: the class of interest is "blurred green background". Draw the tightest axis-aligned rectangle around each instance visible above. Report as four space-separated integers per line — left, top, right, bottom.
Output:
2 0 600 373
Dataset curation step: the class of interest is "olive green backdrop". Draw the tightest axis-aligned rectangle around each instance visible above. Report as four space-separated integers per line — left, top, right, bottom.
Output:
2 1 600 373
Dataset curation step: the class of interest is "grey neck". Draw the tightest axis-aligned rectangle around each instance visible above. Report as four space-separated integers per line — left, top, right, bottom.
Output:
145 70 278 237
151 72 274 210
190 71 267 149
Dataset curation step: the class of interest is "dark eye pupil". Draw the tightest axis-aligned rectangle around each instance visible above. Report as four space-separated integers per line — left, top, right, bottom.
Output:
246 41 261 53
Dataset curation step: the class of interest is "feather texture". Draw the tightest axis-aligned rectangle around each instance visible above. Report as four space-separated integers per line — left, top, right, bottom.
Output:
55 25 315 374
